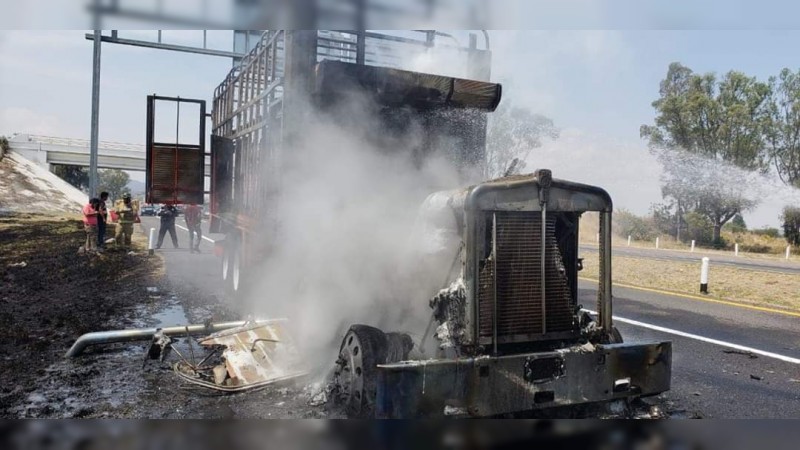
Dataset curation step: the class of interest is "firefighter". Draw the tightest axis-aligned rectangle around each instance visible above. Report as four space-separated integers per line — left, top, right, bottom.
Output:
114 193 138 250
156 204 179 249
184 203 202 253
97 191 109 249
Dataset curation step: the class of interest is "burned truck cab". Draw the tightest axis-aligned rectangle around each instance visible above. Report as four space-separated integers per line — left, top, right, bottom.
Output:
372 170 672 418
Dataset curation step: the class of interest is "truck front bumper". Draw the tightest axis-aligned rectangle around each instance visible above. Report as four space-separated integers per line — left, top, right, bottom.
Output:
375 341 671 418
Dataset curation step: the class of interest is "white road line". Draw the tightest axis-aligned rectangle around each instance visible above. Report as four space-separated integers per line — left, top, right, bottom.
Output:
173 223 216 244
585 310 800 365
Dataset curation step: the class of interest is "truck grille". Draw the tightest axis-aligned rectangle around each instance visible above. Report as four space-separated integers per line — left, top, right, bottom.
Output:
478 212 575 340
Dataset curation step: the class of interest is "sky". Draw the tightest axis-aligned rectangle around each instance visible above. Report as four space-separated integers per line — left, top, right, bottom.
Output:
1 29 800 227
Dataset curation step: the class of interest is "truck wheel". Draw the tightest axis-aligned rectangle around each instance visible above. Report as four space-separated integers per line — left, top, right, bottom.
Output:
222 238 241 298
333 325 388 418
222 245 232 284
231 247 242 294
608 326 624 344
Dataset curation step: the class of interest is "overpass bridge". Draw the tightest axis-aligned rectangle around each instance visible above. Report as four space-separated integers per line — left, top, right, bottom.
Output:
8 134 210 176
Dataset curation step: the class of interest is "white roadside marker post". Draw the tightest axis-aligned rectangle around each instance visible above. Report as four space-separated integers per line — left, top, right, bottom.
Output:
734 243 739 257
148 228 156 255
627 235 631 247
691 240 695 252
655 237 660 249
596 233 600 244
787 246 792 260
700 257 710 294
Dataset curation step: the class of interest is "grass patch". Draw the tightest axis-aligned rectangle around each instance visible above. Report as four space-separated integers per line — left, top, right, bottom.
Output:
582 255 800 311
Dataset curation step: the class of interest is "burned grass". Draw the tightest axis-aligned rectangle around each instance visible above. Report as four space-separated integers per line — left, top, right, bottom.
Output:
582 255 800 311
0 213 164 417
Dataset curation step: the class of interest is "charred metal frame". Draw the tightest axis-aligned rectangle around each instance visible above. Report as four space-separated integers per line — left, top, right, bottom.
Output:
209 30 493 241
464 173 615 347
377 341 672 418
374 173 671 418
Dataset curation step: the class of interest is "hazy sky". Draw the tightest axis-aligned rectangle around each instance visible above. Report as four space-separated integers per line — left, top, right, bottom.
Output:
1 30 799 227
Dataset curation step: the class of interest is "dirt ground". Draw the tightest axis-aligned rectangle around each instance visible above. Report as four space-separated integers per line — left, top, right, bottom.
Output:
0 213 333 418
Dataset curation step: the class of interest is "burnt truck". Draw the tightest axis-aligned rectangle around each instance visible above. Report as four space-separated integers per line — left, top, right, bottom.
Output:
145 30 670 418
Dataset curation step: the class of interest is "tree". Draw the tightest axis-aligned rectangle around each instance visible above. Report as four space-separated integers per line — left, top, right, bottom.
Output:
615 209 657 241
52 165 89 191
657 148 759 246
783 206 800 246
98 169 130 201
724 214 747 233
486 99 559 178
765 68 800 188
641 62 771 172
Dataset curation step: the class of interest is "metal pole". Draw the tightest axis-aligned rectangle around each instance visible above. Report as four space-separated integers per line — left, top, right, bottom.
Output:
600 211 613 332
700 257 710 294
540 206 547 334
89 29 102 198
148 228 156 255
492 212 498 355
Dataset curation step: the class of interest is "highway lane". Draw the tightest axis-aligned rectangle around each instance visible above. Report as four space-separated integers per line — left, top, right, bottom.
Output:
139 215 222 248
581 243 800 275
580 280 800 418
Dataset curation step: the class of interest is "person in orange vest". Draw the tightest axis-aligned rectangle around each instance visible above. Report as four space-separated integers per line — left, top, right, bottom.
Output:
184 203 203 253
82 198 101 253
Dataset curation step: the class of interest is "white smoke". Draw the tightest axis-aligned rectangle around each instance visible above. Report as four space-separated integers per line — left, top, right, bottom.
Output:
243 93 469 368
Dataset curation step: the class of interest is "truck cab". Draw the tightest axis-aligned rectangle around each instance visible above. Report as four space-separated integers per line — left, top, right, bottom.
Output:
333 170 672 418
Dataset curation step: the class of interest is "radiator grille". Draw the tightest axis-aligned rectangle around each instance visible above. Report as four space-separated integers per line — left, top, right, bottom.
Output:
478 212 575 340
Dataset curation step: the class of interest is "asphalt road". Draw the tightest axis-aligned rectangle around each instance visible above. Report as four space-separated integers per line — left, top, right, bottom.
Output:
580 280 800 418
138 218 800 418
581 243 800 275
139 216 226 300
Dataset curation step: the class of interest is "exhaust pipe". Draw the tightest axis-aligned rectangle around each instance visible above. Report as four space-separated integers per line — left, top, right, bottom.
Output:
65 320 267 358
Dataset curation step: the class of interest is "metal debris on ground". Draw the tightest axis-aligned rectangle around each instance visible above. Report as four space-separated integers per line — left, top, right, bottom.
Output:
7 261 27 268
143 329 173 367
174 319 306 392
750 374 763 381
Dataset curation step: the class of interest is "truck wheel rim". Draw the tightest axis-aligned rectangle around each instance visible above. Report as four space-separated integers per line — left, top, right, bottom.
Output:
222 250 230 281
334 331 364 414
232 250 241 292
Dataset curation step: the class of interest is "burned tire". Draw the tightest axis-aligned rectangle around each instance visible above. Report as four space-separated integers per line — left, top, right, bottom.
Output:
222 236 247 300
334 325 388 418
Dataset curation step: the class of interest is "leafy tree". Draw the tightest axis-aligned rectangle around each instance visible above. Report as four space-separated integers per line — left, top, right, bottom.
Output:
723 214 747 233
765 68 800 188
683 211 714 245
615 209 657 241
486 99 559 178
52 165 89 191
641 62 771 172
98 169 131 201
657 148 759 246
782 206 800 246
